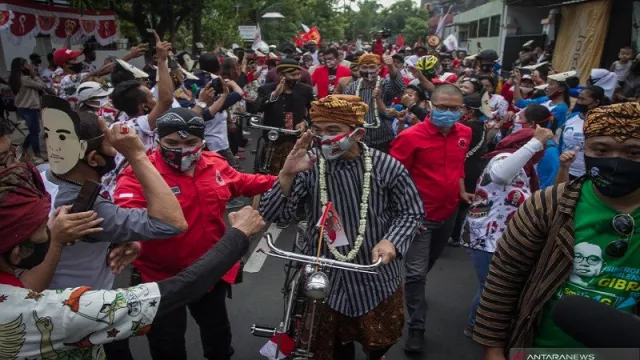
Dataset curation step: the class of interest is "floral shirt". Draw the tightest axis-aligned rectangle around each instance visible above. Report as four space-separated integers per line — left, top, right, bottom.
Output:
489 94 509 121
464 153 532 253
54 72 89 103
0 281 160 360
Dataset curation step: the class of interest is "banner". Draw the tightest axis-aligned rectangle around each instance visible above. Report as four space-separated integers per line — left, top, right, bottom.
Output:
552 0 612 84
633 1 640 53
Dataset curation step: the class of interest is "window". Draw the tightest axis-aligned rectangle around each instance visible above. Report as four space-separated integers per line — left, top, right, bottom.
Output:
458 24 469 42
469 21 478 38
478 17 489 38
490 15 501 37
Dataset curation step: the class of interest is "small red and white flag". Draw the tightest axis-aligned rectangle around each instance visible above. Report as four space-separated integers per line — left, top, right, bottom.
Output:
259 333 295 360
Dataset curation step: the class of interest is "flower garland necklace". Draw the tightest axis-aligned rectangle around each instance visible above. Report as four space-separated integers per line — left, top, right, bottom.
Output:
319 143 373 262
355 78 381 129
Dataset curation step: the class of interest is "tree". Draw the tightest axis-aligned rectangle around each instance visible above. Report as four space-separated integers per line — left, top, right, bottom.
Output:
402 17 429 46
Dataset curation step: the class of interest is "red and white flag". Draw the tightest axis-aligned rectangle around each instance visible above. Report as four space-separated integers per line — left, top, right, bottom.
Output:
259 333 295 360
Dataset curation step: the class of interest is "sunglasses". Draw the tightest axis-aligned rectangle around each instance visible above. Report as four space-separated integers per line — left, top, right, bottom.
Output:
605 214 635 259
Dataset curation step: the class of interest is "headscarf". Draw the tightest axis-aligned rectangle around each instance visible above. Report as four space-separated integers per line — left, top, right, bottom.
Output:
584 102 640 143
156 108 206 139
358 53 380 65
482 128 544 191
0 152 50 253
588 68 617 100
310 95 369 127
276 59 300 74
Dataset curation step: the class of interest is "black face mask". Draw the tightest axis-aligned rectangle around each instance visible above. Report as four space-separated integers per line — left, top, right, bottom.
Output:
585 155 640 198
480 64 493 73
3 235 51 270
83 151 117 177
572 103 591 114
69 62 84 73
285 79 298 88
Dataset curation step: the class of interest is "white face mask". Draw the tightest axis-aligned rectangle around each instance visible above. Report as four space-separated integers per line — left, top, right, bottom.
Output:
313 129 362 160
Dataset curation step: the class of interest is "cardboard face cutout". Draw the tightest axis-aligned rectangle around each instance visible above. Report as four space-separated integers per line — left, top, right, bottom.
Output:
480 91 493 120
179 53 195 72
41 95 88 175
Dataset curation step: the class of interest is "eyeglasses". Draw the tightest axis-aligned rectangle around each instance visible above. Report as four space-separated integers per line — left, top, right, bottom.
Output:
605 214 635 259
574 253 603 266
431 103 463 112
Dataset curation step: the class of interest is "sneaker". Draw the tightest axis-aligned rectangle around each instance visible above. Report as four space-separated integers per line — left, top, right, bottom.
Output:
30 156 45 165
448 237 461 247
403 329 425 353
242 131 251 137
464 325 474 338
225 199 244 210
234 155 246 160
238 147 246 152
277 222 289 229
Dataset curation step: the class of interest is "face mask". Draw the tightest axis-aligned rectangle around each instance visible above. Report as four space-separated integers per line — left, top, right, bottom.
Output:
512 122 525 133
430 109 462 128
480 64 493 73
326 60 337 68
585 155 640 198
3 238 51 270
314 130 359 160
69 62 84 73
520 87 534 95
572 102 593 114
360 70 377 82
160 142 204 172
285 79 298 88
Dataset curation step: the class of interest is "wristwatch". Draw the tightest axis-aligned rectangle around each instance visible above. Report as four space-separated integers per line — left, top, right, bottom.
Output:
196 101 207 109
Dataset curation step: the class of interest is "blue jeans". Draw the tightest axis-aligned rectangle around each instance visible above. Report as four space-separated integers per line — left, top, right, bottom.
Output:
17 108 41 155
467 248 494 327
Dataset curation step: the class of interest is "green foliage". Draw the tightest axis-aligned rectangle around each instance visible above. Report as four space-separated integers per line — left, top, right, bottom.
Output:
66 0 430 49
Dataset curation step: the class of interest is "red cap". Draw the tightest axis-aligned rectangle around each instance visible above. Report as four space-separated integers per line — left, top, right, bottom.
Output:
53 48 83 66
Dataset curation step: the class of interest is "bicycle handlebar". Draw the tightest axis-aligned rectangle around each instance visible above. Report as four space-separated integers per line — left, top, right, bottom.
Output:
263 233 382 274
234 112 301 136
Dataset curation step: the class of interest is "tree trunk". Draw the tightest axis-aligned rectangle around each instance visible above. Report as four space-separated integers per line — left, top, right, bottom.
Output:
191 0 203 54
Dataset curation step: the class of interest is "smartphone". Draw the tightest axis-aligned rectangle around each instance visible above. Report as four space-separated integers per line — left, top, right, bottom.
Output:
146 28 156 54
70 180 102 214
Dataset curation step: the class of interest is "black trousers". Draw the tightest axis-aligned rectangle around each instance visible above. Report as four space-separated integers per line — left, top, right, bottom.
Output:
147 281 233 360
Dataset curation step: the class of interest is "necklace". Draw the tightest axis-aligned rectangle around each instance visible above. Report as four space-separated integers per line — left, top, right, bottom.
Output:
319 144 373 262
52 172 83 186
355 79 381 129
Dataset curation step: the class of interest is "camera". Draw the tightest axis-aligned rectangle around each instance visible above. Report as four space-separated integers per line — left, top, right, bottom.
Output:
379 28 391 39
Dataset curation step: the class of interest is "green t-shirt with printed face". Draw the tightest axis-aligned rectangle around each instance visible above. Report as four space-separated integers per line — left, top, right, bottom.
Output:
533 179 640 347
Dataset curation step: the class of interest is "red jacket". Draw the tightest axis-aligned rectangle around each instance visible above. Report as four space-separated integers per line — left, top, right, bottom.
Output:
390 120 471 221
311 65 351 98
114 151 277 284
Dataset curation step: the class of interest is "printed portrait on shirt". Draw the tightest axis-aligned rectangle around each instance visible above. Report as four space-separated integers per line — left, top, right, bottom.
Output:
570 242 605 287
41 95 88 175
504 190 526 207
468 189 492 219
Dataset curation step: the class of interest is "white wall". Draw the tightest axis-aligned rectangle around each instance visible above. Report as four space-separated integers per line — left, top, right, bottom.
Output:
454 0 505 56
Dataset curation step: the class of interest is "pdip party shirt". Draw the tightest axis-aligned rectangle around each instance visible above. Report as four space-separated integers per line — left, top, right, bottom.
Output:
533 179 640 347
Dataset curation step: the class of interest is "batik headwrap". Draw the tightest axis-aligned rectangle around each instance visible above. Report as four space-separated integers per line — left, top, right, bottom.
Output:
358 54 381 65
156 108 206 139
0 157 51 253
583 102 640 143
310 95 369 127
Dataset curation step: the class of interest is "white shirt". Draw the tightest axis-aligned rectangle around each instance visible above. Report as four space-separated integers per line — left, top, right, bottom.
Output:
561 112 586 177
151 86 181 109
204 111 229 152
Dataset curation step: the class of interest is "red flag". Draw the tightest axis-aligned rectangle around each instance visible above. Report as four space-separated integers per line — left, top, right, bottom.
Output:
395 34 405 47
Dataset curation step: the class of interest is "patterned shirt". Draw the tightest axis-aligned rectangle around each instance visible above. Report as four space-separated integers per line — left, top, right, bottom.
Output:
260 146 423 316
343 74 406 145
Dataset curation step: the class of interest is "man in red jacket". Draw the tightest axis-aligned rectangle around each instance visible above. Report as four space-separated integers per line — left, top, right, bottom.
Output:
311 48 351 98
114 107 277 360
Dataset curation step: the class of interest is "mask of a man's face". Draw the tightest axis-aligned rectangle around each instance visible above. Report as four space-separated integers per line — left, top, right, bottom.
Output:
181 54 195 72
42 103 87 175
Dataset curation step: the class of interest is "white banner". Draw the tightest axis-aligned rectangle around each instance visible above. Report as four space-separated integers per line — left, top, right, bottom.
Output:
238 25 257 41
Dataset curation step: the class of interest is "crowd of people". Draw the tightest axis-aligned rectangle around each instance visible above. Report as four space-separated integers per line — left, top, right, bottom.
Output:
0 26 640 360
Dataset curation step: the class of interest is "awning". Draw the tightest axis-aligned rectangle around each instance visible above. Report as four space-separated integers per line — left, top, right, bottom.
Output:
0 0 118 45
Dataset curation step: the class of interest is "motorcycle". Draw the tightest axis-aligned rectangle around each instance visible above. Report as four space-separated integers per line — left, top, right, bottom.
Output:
251 225 382 359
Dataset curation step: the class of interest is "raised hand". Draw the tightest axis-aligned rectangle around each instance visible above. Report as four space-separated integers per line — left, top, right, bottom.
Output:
99 117 145 160
154 30 172 61
559 147 579 168
533 125 554 145
280 131 317 177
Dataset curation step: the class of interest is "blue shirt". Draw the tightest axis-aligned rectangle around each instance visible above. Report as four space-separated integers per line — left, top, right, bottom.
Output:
536 140 560 189
515 97 569 130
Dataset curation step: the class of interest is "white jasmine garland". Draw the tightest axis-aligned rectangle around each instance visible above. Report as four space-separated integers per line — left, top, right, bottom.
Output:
319 143 372 262
355 79 381 129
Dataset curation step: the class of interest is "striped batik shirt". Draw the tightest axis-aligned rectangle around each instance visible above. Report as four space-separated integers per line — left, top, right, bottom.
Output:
473 179 584 351
260 146 423 316
343 74 406 146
